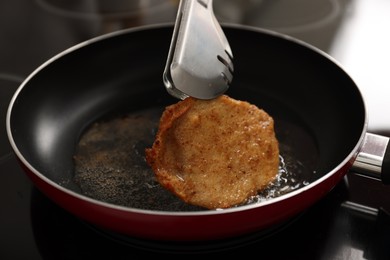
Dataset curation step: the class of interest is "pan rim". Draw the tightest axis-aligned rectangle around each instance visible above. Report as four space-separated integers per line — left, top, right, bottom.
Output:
6 23 369 216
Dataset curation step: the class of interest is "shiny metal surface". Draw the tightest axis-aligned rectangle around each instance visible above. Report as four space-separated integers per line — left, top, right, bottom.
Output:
352 133 390 180
163 0 233 100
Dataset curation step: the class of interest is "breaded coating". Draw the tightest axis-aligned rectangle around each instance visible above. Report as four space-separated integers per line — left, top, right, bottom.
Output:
145 95 279 209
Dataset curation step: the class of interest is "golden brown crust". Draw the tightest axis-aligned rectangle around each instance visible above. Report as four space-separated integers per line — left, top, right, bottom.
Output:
145 95 279 209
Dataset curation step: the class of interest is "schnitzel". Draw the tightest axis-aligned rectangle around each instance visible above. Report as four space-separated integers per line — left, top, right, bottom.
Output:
145 95 279 209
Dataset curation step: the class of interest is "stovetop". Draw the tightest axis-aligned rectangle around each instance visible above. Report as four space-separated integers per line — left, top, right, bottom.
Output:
1 0 390 259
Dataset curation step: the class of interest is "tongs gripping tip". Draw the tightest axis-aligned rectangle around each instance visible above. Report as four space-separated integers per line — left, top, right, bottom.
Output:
163 0 234 100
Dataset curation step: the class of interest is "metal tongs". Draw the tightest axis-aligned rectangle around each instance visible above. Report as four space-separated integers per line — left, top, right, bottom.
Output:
163 0 234 100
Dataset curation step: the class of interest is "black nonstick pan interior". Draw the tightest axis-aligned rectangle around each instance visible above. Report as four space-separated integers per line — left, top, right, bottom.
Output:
9 24 365 211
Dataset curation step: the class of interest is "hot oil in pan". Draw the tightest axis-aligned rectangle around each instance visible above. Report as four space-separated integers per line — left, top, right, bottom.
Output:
249 120 318 203
73 107 203 211
73 107 319 211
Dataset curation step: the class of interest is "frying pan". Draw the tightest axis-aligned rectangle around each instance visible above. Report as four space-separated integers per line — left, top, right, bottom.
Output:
6 23 390 241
